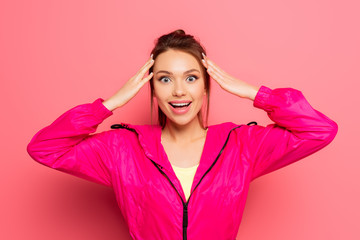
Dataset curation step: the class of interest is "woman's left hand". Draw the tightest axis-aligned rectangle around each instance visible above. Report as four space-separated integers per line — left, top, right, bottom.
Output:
201 53 260 101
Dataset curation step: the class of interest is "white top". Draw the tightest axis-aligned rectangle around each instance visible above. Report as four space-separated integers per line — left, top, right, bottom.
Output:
171 163 200 201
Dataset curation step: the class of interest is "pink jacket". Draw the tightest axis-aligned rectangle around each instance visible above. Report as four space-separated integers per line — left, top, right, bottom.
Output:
27 85 338 240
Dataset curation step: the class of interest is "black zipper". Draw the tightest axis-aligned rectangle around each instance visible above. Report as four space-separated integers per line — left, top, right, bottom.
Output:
110 122 257 239
150 125 242 240
152 162 189 239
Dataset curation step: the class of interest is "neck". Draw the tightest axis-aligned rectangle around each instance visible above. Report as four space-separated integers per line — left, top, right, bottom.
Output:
162 117 207 144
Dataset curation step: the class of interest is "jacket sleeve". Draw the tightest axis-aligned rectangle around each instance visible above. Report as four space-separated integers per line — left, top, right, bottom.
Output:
248 85 338 180
27 98 115 187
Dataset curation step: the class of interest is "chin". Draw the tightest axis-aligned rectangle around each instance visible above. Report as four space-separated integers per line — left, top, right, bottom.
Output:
166 114 201 128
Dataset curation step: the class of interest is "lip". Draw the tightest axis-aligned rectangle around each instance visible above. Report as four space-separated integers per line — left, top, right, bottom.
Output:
168 101 192 115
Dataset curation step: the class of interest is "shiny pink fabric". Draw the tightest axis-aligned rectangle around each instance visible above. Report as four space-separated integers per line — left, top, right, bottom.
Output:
27 85 338 239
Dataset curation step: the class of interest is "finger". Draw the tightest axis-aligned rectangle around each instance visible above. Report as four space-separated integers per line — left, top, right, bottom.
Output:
201 53 209 68
206 59 230 77
201 58 208 68
207 60 226 76
202 52 208 61
137 58 155 76
208 73 222 87
207 64 226 81
208 68 227 89
208 66 225 82
203 55 228 78
138 56 155 73
140 72 154 85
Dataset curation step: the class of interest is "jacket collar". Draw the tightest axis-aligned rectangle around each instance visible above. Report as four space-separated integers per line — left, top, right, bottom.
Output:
117 122 243 202
120 122 241 175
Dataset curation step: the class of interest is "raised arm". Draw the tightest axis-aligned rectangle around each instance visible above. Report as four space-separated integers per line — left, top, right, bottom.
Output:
27 55 155 186
201 53 338 180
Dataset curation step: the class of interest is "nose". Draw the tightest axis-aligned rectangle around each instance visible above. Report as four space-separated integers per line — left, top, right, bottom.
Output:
172 80 186 97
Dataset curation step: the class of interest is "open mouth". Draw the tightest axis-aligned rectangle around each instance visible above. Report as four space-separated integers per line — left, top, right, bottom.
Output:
169 102 192 108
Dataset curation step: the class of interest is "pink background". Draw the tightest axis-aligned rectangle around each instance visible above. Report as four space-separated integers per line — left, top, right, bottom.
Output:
1 0 359 239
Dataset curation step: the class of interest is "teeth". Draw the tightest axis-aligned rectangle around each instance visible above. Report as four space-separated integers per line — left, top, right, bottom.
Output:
173 103 189 106
170 102 191 107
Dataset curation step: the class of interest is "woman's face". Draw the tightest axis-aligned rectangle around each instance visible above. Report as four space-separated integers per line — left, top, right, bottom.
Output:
152 49 206 128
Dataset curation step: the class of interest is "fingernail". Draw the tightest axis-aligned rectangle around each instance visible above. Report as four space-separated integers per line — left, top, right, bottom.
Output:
201 59 206 65
202 52 206 58
150 54 153 59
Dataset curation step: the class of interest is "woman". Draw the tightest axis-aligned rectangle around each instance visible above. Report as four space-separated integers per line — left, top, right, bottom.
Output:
27 29 338 240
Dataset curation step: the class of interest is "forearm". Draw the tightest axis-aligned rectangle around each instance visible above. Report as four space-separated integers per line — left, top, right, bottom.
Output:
253 86 338 138
245 84 260 101
103 97 119 112
27 98 114 187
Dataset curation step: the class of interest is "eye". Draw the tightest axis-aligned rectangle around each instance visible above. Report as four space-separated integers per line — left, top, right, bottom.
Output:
158 76 171 83
186 75 199 82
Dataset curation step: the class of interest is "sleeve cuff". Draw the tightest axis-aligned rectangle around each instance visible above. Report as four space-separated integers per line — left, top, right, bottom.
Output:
91 98 114 120
253 85 272 110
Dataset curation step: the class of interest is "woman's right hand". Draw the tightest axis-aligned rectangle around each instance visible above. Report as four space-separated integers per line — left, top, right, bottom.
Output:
103 55 154 111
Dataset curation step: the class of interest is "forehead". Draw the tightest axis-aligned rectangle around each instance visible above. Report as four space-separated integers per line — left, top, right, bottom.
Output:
154 49 201 73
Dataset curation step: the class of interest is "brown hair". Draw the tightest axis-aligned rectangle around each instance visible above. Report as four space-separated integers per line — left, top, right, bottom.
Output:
148 29 210 129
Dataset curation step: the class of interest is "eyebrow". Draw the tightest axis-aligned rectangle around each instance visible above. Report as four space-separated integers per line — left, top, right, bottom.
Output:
155 69 200 75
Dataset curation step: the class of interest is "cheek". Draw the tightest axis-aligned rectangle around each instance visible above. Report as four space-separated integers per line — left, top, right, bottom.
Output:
153 82 163 98
153 85 168 104
191 85 206 99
